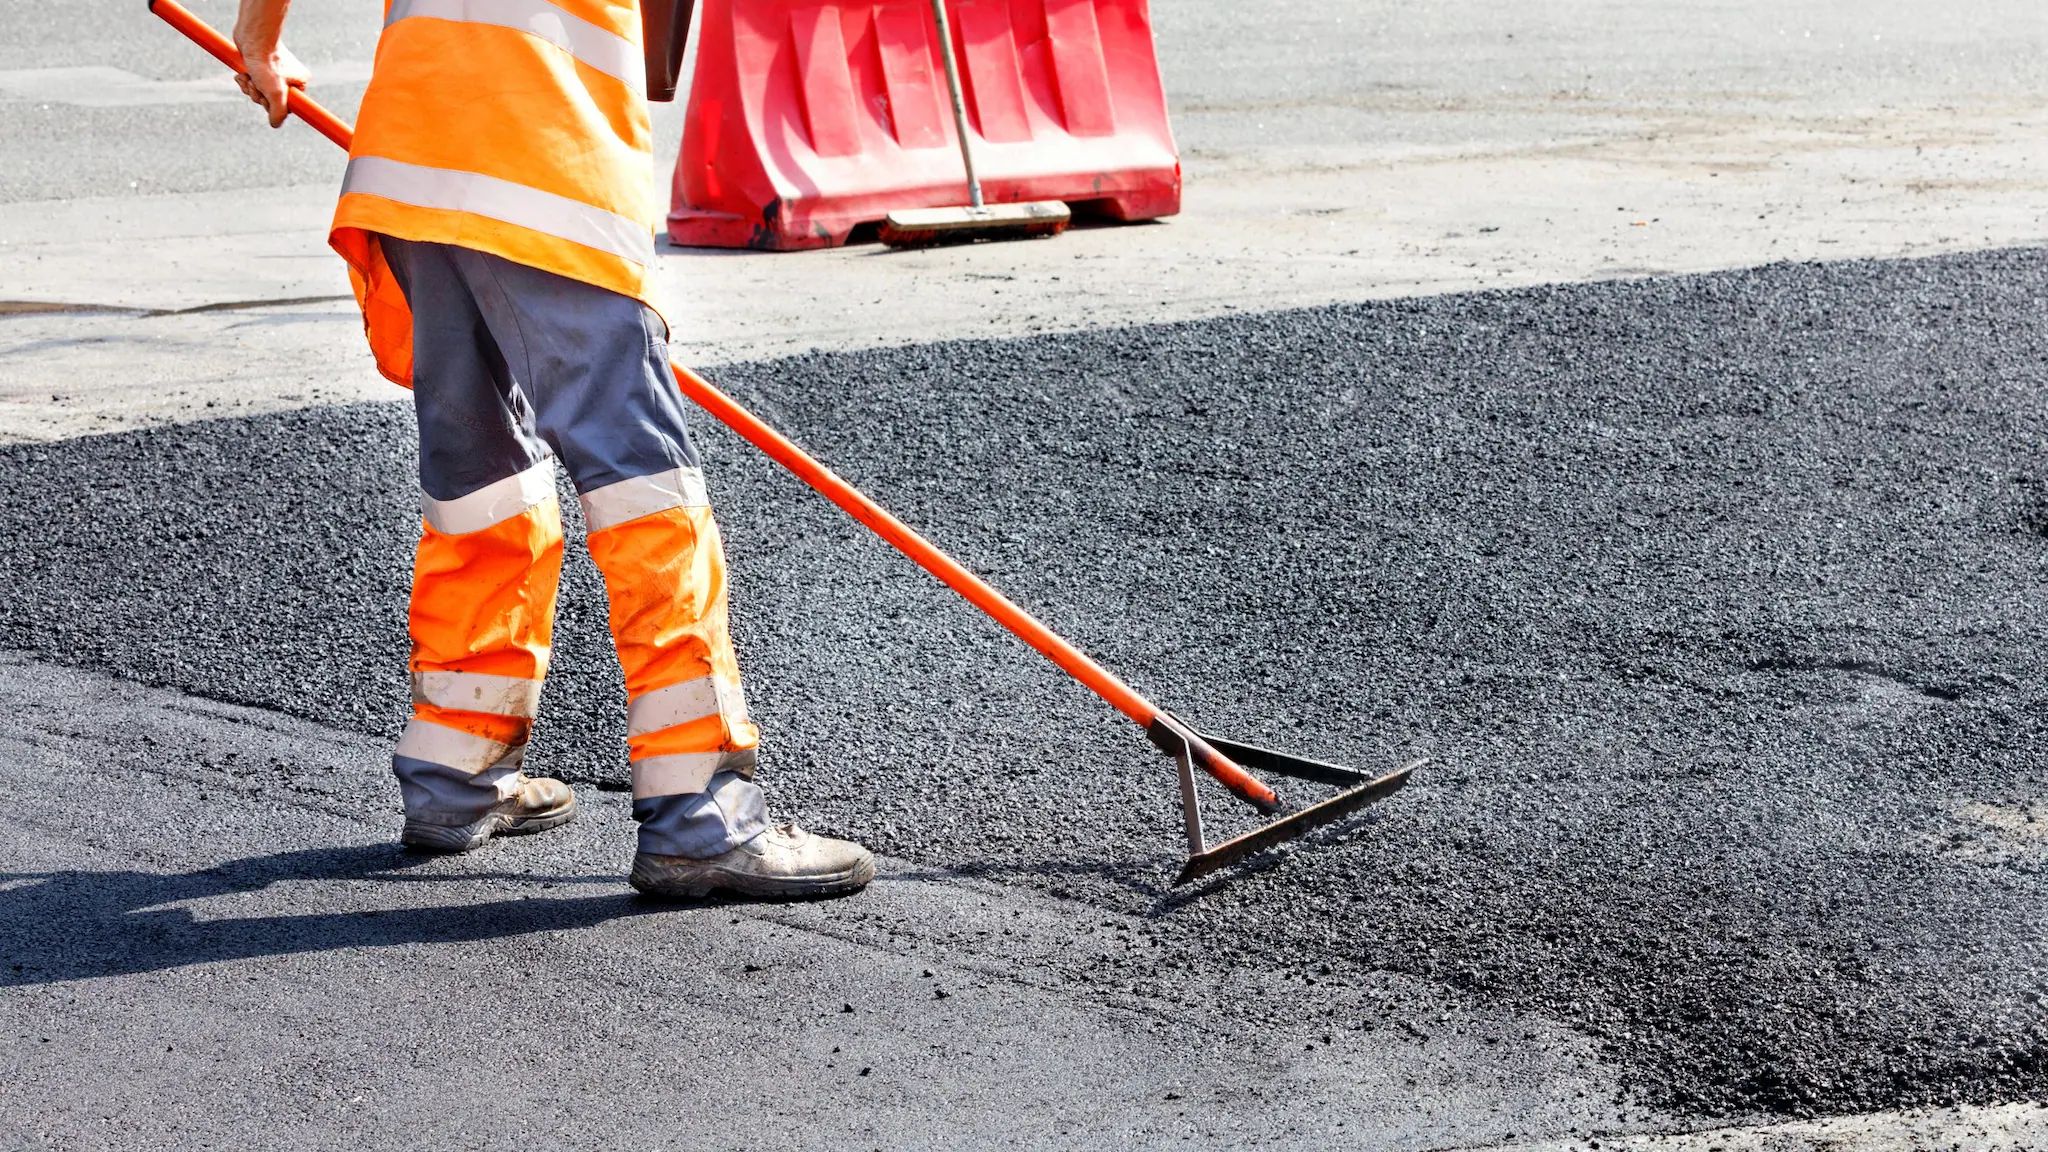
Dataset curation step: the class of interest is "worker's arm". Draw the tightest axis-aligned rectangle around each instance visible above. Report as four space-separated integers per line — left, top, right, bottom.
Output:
232 0 310 129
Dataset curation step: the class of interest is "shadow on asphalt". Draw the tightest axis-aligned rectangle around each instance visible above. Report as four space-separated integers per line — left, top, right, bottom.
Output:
0 844 647 987
932 812 1364 912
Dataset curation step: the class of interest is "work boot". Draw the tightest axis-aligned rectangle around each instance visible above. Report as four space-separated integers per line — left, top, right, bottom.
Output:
630 822 875 899
400 775 578 853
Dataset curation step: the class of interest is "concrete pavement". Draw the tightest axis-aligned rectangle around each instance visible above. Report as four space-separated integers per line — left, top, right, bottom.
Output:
3 0 2046 439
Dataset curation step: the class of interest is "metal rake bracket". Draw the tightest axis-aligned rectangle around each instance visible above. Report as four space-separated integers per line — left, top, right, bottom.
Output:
1150 715 1422 886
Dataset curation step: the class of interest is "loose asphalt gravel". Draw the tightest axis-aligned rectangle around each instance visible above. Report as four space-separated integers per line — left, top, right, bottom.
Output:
2 248 2045 1120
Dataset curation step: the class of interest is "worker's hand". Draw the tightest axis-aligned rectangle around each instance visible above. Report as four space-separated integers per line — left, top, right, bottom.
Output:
234 43 309 128
232 0 305 128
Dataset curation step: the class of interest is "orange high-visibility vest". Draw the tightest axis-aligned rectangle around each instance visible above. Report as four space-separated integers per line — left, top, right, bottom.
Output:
330 0 662 386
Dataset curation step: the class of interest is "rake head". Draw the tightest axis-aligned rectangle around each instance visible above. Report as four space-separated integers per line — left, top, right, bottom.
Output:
1148 715 1422 886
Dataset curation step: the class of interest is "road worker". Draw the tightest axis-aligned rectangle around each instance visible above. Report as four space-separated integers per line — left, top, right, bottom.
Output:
230 0 873 898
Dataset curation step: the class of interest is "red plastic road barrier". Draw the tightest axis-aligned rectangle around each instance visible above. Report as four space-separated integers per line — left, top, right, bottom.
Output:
668 0 1181 249
148 0 1281 816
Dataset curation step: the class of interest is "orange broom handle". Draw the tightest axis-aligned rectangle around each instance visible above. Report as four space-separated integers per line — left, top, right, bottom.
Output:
147 0 1282 813
148 0 356 150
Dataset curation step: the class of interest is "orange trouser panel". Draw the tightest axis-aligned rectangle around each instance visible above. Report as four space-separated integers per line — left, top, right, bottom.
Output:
411 703 532 748
410 501 563 683
587 505 758 756
626 714 730 761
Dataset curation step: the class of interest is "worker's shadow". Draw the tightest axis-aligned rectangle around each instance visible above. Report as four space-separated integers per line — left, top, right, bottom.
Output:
0 844 647 987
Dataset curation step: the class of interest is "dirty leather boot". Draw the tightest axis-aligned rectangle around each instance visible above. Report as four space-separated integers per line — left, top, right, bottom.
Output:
629 822 875 899
400 775 578 853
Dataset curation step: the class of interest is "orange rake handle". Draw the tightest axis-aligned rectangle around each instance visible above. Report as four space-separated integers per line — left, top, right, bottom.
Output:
671 365 1281 811
147 0 1283 815
148 0 355 150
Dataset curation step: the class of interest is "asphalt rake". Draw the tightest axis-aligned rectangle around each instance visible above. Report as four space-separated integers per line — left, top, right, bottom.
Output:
150 0 1425 885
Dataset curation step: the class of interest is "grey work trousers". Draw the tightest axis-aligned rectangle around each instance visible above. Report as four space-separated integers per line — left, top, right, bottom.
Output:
381 237 766 858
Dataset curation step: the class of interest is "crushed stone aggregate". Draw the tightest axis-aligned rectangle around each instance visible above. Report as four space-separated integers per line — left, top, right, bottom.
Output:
2 248 2045 1118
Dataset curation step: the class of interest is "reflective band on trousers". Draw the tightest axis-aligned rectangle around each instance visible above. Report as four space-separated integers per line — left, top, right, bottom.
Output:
625 673 742 737
384 0 645 94
342 157 654 270
395 718 519 774
631 751 732 799
580 466 709 532
422 457 558 535
413 670 545 719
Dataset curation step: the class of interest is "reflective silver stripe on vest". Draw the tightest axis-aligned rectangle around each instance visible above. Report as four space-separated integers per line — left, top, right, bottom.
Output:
343 156 653 269
422 457 558 535
579 466 708 532
385 0 644 94
413 670 545 719
394 718 519 775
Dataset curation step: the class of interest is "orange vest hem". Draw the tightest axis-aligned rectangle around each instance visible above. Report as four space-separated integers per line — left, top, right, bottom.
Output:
330 197 668 389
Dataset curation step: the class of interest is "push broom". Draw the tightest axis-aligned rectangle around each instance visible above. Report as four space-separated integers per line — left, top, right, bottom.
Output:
875 0 1070 248
147 0 1423 884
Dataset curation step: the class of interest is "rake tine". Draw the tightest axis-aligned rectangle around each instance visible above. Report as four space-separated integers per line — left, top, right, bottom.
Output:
1175 760 1421 886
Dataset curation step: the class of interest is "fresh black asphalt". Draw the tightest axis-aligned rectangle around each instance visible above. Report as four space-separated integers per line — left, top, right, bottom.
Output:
3 248 2044 1120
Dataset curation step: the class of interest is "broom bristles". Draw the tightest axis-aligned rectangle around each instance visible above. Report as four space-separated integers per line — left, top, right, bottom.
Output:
879 201 1071 249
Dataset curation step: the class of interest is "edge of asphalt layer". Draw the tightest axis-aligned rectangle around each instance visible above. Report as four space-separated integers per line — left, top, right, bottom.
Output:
1 248 2045 1123
1484 1102 2048 1152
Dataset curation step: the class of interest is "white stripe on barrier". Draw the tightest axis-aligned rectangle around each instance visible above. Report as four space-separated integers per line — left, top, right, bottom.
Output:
421 457 558 536
394 718 516 774
413 670 544 719
630 751 729 799
343 156 654 269
385 0 644 93
579 466 709 531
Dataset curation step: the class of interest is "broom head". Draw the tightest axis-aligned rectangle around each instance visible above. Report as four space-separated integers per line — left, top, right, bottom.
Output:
879 201 1071 249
